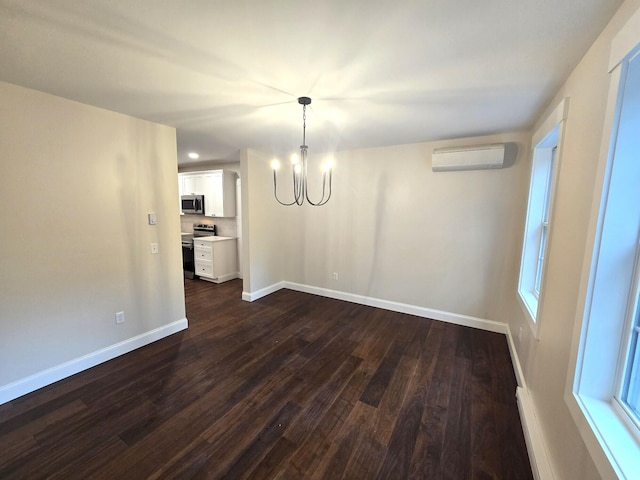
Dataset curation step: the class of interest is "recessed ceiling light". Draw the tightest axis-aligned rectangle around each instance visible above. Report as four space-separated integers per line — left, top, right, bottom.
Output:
188 152 199 159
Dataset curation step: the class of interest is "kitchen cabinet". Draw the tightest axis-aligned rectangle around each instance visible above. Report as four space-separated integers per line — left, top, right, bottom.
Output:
194 237 238 283
181 174 209 197
178 170 236 217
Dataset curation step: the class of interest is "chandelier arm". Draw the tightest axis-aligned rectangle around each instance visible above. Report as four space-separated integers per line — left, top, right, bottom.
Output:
292 168 300 203
316 170 333 206
273 170 299 206
295 171 303 205
298 156 305 205
306 170 332 206
323 171 333 204
298 145 307 205
305 171 324 206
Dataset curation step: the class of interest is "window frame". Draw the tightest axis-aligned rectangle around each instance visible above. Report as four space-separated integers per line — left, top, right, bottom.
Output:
534 146 557 297
517 99 568 336
565 20 640 479
615 253 640 433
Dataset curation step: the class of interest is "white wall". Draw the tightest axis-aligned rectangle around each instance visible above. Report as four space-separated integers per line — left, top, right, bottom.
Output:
0 82 186 399
241 148 287 295
507 0 640 478
243 132 529 323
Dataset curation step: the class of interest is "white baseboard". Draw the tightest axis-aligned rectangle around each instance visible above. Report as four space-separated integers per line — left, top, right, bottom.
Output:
506 325 527 389
284 281 507 333
198 272 239 284
242 281 284 302
215 272 239 283
507 327 554 479
243 280 505 333
517 386 555 479
0 318 188 406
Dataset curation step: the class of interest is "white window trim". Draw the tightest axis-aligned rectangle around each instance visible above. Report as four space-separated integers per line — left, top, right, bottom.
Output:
616 248 640 434
517 98 568 337
565 9 640 479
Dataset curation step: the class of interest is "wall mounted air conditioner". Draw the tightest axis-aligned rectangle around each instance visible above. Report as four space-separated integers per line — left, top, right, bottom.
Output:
432 143 506 172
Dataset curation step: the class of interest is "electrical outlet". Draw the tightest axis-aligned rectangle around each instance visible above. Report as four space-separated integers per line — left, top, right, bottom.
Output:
151 242 159 254
332 272 339 280
115 311 125 324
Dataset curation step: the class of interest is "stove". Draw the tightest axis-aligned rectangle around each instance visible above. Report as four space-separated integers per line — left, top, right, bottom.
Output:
193 223 217 237
182 224 216 279
181 233 193 248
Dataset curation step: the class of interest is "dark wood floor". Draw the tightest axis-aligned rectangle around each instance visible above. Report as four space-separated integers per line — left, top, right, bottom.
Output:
0 279 532 479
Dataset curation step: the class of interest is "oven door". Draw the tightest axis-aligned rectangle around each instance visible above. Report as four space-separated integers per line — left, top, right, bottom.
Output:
182 241 195 279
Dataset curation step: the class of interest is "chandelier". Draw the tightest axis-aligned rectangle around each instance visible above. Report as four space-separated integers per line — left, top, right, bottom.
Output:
271 97 333 206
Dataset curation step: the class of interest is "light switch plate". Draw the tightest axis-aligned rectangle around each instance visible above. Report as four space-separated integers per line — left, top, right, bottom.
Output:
151 243 159 254
148 213 157 225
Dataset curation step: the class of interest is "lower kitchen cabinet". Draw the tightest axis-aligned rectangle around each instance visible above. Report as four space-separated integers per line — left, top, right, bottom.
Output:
194 237 238 283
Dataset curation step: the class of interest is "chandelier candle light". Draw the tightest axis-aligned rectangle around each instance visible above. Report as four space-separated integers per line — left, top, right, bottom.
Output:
271 97 334 206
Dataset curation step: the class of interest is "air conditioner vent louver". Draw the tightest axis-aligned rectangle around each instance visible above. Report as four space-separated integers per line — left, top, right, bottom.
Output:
432 143 506 172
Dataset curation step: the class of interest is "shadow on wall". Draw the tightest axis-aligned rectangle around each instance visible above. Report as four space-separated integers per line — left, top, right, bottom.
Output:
504 142 519 168
365 174 388 296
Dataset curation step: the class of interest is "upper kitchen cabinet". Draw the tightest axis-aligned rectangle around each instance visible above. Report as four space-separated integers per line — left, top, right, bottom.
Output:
205 171 236 218
179 170 236 217
181 174 209 198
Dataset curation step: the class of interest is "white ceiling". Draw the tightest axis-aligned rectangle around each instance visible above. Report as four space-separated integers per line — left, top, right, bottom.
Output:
0 0 623 164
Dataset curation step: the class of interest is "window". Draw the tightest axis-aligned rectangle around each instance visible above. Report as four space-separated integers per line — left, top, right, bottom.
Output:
567 39 640 479
614 47 640 432
518 100 567 330
534 147 556 296
620 277 640 425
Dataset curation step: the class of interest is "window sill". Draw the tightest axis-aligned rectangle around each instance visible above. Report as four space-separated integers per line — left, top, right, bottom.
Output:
568 393 640 479
517 289 539 336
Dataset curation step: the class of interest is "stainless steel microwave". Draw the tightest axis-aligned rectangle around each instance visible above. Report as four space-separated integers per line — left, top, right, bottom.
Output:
181 194 204 214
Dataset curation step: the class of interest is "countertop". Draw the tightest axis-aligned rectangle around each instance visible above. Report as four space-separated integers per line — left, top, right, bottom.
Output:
193 236 236 242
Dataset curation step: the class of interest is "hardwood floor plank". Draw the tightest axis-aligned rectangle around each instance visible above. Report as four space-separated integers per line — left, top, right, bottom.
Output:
0 279 533 479
47 436 129 480
494 402 532 480
313 401 379 480
245 436 298 480
470 331 502 480
440 354 473 479
407 323 449 479
376 391 424 480
404 319 431 359
378 321 444 480
341 422 385 479
1 398 156 479
0 398 86 466
283 354 362 445
276 365 373 478
315 425 361 480
359 340 405 408
219 401 302 479
146 438 215 480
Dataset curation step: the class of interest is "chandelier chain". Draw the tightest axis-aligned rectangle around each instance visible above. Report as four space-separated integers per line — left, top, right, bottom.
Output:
302 104 307 148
